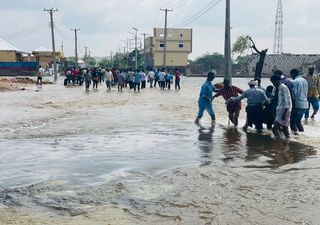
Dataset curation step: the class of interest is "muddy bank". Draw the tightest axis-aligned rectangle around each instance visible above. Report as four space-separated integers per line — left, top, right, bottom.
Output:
1 165 319 225
0 77 52 92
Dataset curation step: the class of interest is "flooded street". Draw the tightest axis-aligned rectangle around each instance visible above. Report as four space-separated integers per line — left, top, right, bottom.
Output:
0 77 320 225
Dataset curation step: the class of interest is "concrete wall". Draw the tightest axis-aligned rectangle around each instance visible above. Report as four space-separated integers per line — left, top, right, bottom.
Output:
247 54 320 76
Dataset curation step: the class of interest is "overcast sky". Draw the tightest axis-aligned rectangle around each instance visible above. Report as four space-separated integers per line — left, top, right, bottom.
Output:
0 0 319 59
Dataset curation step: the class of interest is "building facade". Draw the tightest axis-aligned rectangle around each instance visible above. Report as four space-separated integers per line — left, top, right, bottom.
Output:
0 38 26 62
145 28 192 68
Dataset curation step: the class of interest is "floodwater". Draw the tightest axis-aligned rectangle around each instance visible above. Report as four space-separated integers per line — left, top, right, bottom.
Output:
0 77 319 225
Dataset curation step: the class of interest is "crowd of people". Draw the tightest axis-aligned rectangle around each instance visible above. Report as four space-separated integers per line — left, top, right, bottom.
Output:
39 62 320 139
195 66 320 138
63 67 182 92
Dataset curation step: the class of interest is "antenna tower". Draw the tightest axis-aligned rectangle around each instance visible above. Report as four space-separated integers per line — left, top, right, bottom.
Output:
273 0 283 54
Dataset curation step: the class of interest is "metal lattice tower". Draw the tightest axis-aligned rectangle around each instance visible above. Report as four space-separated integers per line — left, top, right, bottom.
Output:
273 0 283 54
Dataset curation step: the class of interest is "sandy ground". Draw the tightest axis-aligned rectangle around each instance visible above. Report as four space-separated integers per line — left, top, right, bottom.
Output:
0 77 52 92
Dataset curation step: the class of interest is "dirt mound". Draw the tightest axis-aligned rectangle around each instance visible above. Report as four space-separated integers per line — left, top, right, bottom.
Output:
0 77 38 92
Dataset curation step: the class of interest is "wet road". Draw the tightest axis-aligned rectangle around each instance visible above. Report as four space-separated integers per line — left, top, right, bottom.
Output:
0 77 319 224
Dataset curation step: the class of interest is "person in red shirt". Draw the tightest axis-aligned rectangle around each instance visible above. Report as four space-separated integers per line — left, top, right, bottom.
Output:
212 80 244 126
72 67 79 83
175 68 181 90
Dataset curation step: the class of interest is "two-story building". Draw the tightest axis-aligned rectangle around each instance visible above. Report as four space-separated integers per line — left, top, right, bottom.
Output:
145 28 192 69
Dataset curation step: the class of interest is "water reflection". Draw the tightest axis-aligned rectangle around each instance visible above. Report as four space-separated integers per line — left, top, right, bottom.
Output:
221 128 243 161
197 126 317 168
245 132 316 168
197 124 215 166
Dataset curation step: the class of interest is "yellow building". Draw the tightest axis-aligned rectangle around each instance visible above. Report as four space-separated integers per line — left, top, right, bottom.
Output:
145 28 192 68
31 46 64 70
0 38 25 62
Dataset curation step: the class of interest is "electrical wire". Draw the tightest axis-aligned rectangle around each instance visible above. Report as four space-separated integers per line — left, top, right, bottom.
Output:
167 0 189 9
156 0 189 27
39 0 46 8
182 0 223 27
153 10 161 28
160 0 179 9
55 25 73 41
177 0 223 27
2 22 46 40
171 0 190 10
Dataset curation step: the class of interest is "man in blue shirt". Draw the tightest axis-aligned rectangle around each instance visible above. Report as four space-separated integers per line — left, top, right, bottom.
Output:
290 69 308 134
166 71 174 90
134 69 142 92
195 72 216 124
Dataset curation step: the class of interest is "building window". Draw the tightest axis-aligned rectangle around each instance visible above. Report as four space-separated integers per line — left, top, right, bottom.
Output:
179 43 184 48
160 42 165 48
180 33 183 37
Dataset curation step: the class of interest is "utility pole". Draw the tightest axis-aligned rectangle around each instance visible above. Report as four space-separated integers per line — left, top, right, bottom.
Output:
223 0 232 86
84 46 88 63
118 45 121 55
160 8 173 70
110 51 113 67
88 51 91 66
44 8 58 82
122 39 129 68
141 33 149 71
71 28 80 67
132 27 138 71
61 41 64 53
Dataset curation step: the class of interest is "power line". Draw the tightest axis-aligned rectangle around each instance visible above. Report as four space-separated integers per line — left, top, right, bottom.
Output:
178 0 222 27
161 0 187 9
160 0 178 9
155 0 185 28
54 25 73 41
176 0 223 27
39 0 46 8
153 10 161 28
2 23 46 40
180 0 218 22
182 0 223 27
168 0 189 10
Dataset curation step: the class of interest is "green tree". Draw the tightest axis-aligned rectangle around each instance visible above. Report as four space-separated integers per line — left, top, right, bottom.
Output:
67 56 76 63
98 58 111 67
232 35 251 57
84 57 96 66
232 35 252 66
127 50 143 69
188 52 224 74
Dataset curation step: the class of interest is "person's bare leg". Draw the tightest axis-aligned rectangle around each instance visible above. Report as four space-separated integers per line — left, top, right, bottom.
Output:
283 126 290 138
272 122 281 137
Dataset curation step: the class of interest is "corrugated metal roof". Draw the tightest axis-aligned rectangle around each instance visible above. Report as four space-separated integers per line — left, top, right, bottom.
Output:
0 38 20 51
33 46 50 52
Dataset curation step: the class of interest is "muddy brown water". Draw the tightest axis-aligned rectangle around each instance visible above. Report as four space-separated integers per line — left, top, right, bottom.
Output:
0 77 319 224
